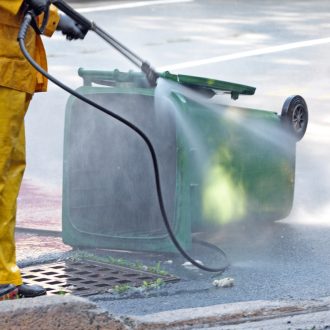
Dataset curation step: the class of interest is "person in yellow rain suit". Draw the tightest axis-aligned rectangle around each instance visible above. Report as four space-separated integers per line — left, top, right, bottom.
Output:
0 0 85 300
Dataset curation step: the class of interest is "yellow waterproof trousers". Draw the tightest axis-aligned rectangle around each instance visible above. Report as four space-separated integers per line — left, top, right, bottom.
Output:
0 86 30 286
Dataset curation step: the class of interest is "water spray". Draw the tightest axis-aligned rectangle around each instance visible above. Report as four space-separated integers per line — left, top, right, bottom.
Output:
18 1 229 272
18 0 308 274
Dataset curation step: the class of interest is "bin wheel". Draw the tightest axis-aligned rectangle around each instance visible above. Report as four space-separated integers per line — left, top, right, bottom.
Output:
281 95 308 141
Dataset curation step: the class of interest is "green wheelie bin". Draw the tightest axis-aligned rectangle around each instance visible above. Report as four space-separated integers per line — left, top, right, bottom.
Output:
62 69 308 252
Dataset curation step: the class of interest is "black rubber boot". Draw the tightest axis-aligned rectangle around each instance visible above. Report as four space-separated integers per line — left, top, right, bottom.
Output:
17 284 47 298
0 284 18 301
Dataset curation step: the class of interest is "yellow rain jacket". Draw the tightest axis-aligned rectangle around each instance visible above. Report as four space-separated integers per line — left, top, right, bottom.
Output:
0 1 60 94
0 1 60 286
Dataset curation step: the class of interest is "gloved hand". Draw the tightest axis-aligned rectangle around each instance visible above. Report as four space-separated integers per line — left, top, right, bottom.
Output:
57 15 85 41
25 0 48 16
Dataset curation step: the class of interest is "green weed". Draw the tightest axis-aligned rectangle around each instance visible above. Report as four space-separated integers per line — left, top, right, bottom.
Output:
142 278 165 290
113 284 131 294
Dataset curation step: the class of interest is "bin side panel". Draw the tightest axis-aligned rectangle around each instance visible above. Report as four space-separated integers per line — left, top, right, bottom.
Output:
63 88 190 252
172 94 296 229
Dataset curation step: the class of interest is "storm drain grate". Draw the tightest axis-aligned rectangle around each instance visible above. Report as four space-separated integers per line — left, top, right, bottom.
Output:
21 260 178 296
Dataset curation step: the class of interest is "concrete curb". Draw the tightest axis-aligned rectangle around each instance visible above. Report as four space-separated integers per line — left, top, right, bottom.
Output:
130 297 330 329
0 295 127 330
1 295 330 329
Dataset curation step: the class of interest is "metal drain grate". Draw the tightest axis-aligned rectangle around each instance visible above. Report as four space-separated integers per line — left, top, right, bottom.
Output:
21 260 178 296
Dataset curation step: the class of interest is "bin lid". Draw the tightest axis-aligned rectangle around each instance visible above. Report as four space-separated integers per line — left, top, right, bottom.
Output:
78 68 256 100
159 71 256 100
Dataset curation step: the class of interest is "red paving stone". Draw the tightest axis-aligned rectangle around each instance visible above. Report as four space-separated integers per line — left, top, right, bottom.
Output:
17 178 62 232
15 179 72 262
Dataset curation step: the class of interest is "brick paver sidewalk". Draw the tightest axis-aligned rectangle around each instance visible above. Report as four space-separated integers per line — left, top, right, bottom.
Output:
16 178 72 262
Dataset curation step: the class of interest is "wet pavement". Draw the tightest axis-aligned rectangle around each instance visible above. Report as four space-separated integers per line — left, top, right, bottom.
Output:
14 175 330 320
16 179 72 265
16 233 70 262
15 178 330 316
17 179 62 232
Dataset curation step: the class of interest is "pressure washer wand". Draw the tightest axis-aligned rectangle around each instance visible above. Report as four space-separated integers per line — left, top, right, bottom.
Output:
52 0 159 86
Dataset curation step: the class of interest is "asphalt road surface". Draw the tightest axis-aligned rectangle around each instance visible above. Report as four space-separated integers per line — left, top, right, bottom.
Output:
22 0 330 315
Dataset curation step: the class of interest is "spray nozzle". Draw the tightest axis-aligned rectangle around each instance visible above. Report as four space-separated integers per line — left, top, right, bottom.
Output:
141 62 159 87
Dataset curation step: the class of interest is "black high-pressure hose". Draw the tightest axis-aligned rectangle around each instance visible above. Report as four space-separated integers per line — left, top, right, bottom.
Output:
18 12 229 273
